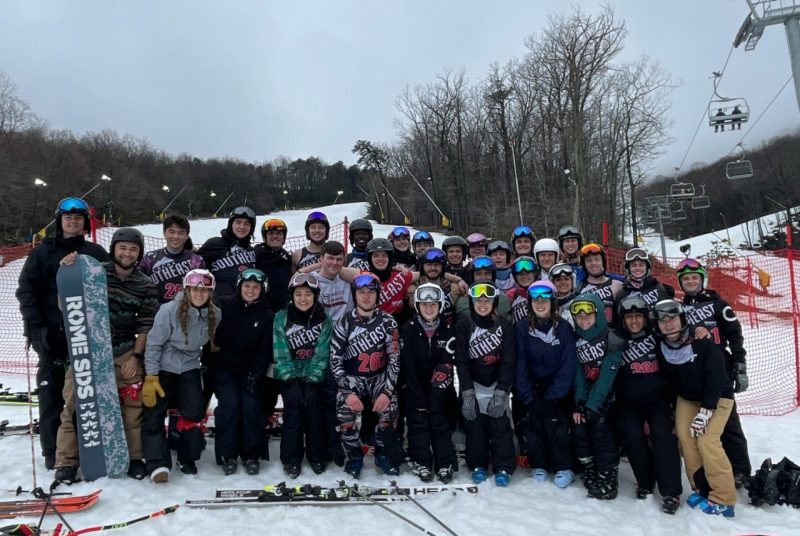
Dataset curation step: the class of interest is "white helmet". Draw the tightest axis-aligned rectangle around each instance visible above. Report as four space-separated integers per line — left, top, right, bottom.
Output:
533 238 560 264
414 283 446 315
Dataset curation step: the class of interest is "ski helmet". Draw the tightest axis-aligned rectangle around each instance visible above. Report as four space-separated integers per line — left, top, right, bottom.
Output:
579 243 606 271
471 255 496 280
412 230 435 248
288 272 320 297
228 206 256 238
548 262 576 290
652 299 688 336
617 295 649 324
557 224 583 250
467 232 488 247
511 225 535 252
511 256 537 277
624 248 652 279
349 219 373 242
305 211 330 242
441 236 468 258
183 268 216 290
388 226 411 241
533 238 560 266
468 281 499 309
237 267 268 295
414 282 446 316
110 227 145 261
527 280 557 305
487 240 512 264
261 218 288 242
367 237 393 255
421 247 447 267
352 271 382 306
55 197 91 234
676 258 707 292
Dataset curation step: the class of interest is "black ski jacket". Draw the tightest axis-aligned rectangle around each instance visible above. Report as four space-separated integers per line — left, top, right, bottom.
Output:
400 315 455 410
254 243 291 312
198 229 255 301
214 293 274 376
455 312 516 393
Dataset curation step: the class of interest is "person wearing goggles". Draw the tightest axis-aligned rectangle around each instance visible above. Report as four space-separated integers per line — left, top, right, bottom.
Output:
577 243 622 323
399 283 458 484
455 281 516 487
613 248 671 328
17 197 110 471
507 256 538 325
466 232 488 258
511 225 535 257
557 225 584 266
292 212 330 272
211 268 275 477
549 263 579 327
198 206 257 300
409 248 458 327
388 227 417 268
487 240 514 292
140 213 206 306
411 230 435 258
515 280 577 489
569 292 623 501
653 299 737 517
254 218 292 313
329 272 404 479
141 269 221 483
676 258 751 488
456 256 511 320
614 295 682 514
272 272 333 478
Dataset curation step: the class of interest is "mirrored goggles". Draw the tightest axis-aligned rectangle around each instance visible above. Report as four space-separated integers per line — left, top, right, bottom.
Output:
569 301 597 316
307 211 328 222
580 243 603 256
549 264 575 278
413 231 433 242
676 258 703 271
230 206 256 219
653 300 683 320
469 283 498 300
390 226 411 239
263 219 287 232
527 288 554 301
185 272 215 288
423 248 446 263
512 257 536 273
57 197 89 213
353 273 381 290
239 268 266 283
512 225 533 238
472 256 494 270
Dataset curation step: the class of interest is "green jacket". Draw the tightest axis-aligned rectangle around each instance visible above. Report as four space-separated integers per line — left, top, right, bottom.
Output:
272 309 332 383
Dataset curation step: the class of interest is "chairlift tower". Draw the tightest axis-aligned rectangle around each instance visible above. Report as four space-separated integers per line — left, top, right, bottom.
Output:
736 1 800 113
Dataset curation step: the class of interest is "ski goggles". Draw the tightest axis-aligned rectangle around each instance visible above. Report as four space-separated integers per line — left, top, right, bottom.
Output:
512 225 534 239
624 248 649 262
184 270 215 289
353 272 381 291
512 257 536 274
422 248 446 264
262 219 287 233
558 225 581 239
580 243 604 256
412 230 433 243
307 211 328 222
230 206 256 219
239 268 267 284
527 287 554 301
677 258 704 273
653 300 683 321
469 283 498 300
415 285 444 303
289 272 320 290
472 256 494 271
549 263 575 279
390 227 411 239
57 197 89 214
466 233 488 246
569 300 597 316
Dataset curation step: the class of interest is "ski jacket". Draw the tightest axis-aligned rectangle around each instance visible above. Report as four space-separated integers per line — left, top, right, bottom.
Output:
312 270 354 322
682 289 746 366
197 229 255 300
378 270 415 315
254 243 292 312
144 292 221 376
657 336 734 411
272 308 332 383
455 312 516 393
104 262 158 358
578 276 622 322
393 249 417 268
138 247 206 305
515 317 577 405
400 315 456 410
214 293 274 376
329 309 400 397
615 328 671 405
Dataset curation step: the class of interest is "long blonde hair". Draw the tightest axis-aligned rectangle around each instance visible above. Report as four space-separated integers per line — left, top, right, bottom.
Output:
178 290 217 346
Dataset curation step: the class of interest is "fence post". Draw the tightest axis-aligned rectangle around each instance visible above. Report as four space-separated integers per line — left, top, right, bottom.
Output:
602 221 609 248
342 217 350 254
787 225 800 406
744 257 757 327
90 206 97 243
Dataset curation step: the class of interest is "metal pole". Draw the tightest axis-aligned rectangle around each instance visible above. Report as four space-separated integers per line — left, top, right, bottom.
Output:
657 209 667 263
32 187 38 239
160 184 189 218
404 169 447 220
785 17 800 114
720 212 732 244
510 143 524 225
213 191 235 218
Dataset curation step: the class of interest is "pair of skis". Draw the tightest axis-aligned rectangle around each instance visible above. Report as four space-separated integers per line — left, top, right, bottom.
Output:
0 490 101 520
0 504 179 536
0 421 39 438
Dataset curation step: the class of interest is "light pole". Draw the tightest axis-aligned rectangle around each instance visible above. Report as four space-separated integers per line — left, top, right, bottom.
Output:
159 184 188 221
101 174 112 223
719 212 732 245
334 190 344 204
283 190 288 211
32 178 47 238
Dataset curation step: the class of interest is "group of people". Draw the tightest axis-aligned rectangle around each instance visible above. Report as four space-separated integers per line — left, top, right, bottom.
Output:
16 198 751 518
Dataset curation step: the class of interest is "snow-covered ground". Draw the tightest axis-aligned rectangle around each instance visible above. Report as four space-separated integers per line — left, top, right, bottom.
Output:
2 202 800 535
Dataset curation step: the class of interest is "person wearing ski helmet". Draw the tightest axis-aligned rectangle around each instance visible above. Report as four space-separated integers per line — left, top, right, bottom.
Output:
212 268 274 476
292 211 330 272
409 248 458 327
400 283 458 484
456 256 512 320
653 299 736 517
255 218 292 313
612 247 671 327
577 243 622 323
487 240 514 292
411 230 435 259
140 214 206 307
677 258 751 488
507 256 538 325
16 197 110 471
516 280 577 489
614 295 682 514
441 236 470 280
53 226 158 484
273 273 333 478
141 269 219 483
549 263 579 326
388 226 417 267
198 206 257 301
569 292 624 501
511 225 535 257
329 272 404 478
346 218 373 270
558 225 583 265
467 233 489 259
533 238 560 281
456 281 517 487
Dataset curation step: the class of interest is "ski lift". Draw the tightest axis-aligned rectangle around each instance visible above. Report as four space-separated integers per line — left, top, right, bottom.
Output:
707 73 749 132
726 143 754 180
691 185 711 209
671 200 688 221
669 167 695 200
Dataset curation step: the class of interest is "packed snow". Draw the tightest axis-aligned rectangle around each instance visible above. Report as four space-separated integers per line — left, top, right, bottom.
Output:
1 202 799 535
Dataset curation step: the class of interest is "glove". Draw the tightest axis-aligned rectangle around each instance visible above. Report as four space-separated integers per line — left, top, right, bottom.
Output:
584 408 603 424
245 372 262 398
733 362 748 393
486 389 509 418
142 375 165 408
29 328 49 355
281 380 303 408
304 383 319 408
690 408 713 437
461 389 477 421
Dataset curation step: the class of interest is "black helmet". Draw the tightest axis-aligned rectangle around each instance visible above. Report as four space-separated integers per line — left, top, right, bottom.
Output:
55 197 91 235
237 267 269 295
442 236 468 258
618 295 649 318
487 240 512 264
110 227 145 261
228 206 256 238
652 299 688 337
557 224 583 249
305 211 330 243
349 218 373 242
367 238 393 254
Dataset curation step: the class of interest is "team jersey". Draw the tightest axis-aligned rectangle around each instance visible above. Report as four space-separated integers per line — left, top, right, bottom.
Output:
379 271 415 315
346 251 370 270
313 270 354 321
329 309 400 392
454 314 516 392
578 277 622 321
138 248 206 304
286 318 328 361
507 287 529 325
575 335 608 382
296 247 322 270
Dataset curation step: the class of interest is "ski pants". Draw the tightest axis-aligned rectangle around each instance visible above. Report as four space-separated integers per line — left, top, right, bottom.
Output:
143 368 205 473
722 400 751 477
463 412 516 474
336 375 404 467
524 406 572 473
675 396 736 506
279 380 326 466
618 400 682 497
213 368 266 464
572 411 619 473
321 368 344 466
404 387 457 471
36 356 66 460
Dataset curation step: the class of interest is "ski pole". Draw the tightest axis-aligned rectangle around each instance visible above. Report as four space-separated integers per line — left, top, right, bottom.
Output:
32 485 74 535
24 346 37 491
63 504 180 535
388 481 458 536
348 484 438 536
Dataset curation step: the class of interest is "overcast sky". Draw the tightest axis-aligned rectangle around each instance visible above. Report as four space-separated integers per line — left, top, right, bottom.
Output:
1 1 796 180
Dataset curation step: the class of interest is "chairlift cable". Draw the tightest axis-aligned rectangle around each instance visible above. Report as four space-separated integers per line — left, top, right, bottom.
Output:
734 75 793 146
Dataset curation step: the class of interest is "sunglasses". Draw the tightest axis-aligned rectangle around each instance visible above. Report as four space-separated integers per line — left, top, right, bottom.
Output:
569 301 597 316
184 271 215 288
390 227 411 239
512 225 534 238
289 272 320 289
262 219 287 232
413 231 433 242
307 211 328 222
423 248 446 263
239 268 267 284
580 243 603 256
677 258 703 271
469 283 498 300
527 288 554 301
472 256 494 270
230 206 256 219
57 197 89 213
416 285 443 303
512 257 536 273
354 273 381 291
625 248 649 262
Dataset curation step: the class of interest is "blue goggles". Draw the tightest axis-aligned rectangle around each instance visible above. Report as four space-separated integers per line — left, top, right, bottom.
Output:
353 273 381 291
57 197 89 214
512 225 534 239
390 227 411 239
527 287 554 300
423 248 446 263
412 231 433 242
307 211 328 222
472 256 494 270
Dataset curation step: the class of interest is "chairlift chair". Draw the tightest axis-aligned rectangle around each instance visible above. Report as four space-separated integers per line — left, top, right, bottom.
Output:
691 185 711 209
673 209 688 221
708 98 750 130
726 159 754 180
670 182 695 200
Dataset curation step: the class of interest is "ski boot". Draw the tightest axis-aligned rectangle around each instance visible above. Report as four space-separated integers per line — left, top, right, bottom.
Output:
661 496 680 515
310 461 327 475
437 466 454 484
686 492 707 509
410 462 433 483
244 459 260 476
283 464 301 479
344 458 363 479
471 467 488 484
553 470 574 489
376 455 400 476
635 487 652 500
53 466 80 485
222 459 238 476
494 470 511 487
702 500 735 517
150 466 170 484
531 468 548 482
591 468 618 500
178 460 197 475
127 459 147 480
578 457 600 497
44 454 55 471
